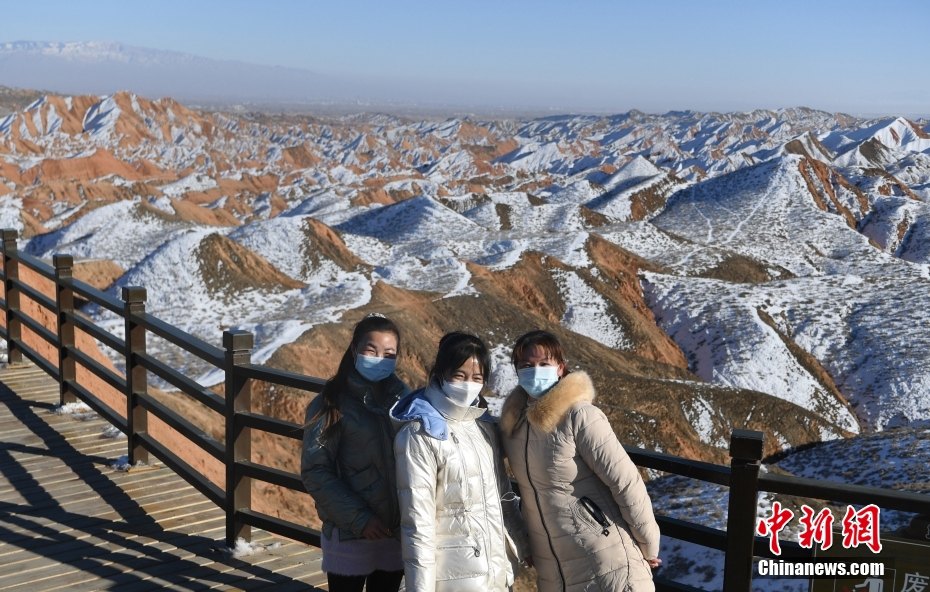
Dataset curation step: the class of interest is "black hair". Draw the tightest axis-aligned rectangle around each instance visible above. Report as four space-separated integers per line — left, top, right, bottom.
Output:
428 332 490 386
511 329 566 368
309 314 400 433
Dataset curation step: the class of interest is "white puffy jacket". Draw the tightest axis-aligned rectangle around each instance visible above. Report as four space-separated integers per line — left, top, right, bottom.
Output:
393 385 526 592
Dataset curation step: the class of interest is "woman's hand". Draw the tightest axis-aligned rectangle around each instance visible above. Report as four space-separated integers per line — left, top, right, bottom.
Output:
361 516 393 539
647 557 662 569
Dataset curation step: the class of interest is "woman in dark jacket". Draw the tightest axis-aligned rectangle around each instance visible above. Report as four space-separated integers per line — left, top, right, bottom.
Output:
301 315 410 592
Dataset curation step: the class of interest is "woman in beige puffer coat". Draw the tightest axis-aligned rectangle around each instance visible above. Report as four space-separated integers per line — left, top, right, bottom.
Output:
500 330 661 592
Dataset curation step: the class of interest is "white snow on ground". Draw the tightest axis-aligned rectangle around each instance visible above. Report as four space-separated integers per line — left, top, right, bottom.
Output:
582 155 678 220
76 225 374 384
426 149 476 181
25 199 193 269
45 200 88 230
524 203 591 233
82 95 121 137
496 140 566 172
335 195 486 244
10 105 929 429
373 254 474 297
774 427 930 532
644 156 930 430
110 455 132 471
653 155 886 276
53 401 93 417
643 272 860 433
108 454 148 472
643 265 930 431
159 173 217 197
8 100 930 430
284 189 357 223
146 196 175 214
546 177 603 205
680 396 727 449
228 538 282 558
228 214 326 282
0 115 14 136
486 342 517 403
101 424 125 439
552 269 630 350
0 196 24 232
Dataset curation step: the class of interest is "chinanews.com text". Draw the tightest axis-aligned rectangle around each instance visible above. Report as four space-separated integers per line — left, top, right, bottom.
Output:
757 558 886 578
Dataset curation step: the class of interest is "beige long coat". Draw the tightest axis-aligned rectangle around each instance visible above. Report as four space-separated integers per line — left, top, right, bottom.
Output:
500 372 660 592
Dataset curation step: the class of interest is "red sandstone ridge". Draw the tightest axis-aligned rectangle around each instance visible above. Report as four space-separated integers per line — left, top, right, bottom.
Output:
22 148 149 184
196 233 306 296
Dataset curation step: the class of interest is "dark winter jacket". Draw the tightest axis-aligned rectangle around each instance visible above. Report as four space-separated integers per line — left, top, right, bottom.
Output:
301 370 409 540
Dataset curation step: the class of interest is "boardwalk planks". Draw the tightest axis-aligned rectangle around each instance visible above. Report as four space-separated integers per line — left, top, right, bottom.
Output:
0 362 325 591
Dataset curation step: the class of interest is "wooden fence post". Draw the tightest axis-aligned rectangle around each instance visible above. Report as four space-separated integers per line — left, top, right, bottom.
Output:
2 229 22 366
224 329 254 546
54 254 76 405
123 286 149 465
722 429 764 592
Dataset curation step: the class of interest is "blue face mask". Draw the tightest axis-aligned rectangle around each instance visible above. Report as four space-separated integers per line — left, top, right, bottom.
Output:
355 354 396 382
518 366 560 398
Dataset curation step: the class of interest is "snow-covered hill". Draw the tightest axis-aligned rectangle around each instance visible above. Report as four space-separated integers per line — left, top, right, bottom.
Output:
642 156 930 430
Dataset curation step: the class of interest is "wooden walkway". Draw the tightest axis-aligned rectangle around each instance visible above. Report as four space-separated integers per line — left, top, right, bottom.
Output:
0 362 326 591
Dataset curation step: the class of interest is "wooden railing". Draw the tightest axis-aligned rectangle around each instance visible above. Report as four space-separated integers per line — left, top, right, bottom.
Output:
0 229 324 549
1 228 928 592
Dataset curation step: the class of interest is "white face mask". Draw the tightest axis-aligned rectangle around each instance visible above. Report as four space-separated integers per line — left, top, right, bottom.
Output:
518 366 560 398
441 380 483 407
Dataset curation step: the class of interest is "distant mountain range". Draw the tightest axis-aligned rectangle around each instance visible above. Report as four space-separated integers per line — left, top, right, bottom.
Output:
0 41 572 114
0 40 384 107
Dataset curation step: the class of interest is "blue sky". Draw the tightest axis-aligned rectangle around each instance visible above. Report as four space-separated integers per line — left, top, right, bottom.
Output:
3 0 928 115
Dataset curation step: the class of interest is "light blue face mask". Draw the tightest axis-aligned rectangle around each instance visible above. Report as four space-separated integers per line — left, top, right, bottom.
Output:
355 354 396 382
518 366 560 398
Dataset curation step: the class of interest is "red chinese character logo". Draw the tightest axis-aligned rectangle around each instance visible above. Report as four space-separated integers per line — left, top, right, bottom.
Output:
798 505 834 550
841 504 882 553
756 501 794 555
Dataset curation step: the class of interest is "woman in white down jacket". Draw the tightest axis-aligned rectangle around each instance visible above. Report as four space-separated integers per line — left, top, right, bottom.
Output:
392 332 528 592
501 330 661 592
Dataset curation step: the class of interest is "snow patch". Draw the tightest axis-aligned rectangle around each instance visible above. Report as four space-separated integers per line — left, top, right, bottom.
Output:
228 538 282 558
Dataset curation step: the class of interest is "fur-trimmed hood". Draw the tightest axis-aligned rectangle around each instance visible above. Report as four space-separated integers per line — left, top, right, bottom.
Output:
500 371 595 437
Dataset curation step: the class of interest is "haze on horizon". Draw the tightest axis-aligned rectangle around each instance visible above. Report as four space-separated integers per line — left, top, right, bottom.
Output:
2 0 929 118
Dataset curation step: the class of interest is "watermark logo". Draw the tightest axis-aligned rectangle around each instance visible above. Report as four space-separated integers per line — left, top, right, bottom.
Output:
756 503 882 555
